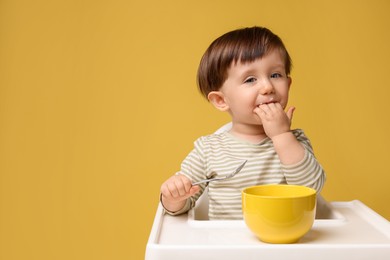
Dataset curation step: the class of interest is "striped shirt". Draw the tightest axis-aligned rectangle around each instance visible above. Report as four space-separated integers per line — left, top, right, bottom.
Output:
169 129 325 220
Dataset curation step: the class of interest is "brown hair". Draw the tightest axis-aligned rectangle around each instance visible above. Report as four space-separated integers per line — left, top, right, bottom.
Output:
197 26 292 99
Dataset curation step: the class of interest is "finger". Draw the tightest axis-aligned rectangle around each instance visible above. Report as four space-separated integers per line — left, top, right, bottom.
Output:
167 182 180 198
189 185 200 196
259 103 271 113
175 174 192 193
286 106 295 121
174 177 188 197
253 106 262 116
256 105 270 118
161 179 177 199
180 175 193 193
267 102 285 114
160 185 171 199
254 108 266 122
256 108 268 120
274 102 284 110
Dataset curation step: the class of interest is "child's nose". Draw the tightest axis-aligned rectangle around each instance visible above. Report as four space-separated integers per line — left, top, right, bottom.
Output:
259 80 274 95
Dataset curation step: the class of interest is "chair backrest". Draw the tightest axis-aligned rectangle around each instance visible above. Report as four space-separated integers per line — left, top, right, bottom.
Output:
214 122 232 134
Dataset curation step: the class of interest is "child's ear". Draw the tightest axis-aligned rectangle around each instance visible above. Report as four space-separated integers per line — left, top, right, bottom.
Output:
208 91 229 112
287 76 292 89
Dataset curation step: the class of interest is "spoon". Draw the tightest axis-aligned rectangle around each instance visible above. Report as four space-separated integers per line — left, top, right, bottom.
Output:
192 160 247 186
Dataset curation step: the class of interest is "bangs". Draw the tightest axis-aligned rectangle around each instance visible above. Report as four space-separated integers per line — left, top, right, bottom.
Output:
229 41 274 66
221 28 290 72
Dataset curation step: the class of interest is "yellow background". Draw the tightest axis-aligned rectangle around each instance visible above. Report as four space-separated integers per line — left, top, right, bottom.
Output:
1 0 389 259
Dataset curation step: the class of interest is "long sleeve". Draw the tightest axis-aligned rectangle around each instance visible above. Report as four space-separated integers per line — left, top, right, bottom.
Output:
162 141 209 216
281 130 326 192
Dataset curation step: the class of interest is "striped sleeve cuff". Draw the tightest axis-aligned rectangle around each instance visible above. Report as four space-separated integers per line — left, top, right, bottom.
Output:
160 194 194 216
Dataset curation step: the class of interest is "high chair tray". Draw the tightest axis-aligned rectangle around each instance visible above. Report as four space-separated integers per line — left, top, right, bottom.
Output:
146 200 390 260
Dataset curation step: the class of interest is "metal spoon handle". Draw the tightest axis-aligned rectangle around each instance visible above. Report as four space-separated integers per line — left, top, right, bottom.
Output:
192 160 247 186
192 178 219 186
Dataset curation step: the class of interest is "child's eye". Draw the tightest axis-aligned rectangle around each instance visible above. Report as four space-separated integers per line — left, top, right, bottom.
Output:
270 73 283 78
244 77 257 84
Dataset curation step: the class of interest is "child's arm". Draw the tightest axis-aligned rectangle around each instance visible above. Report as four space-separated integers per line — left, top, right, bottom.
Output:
254 102 325 192
254 103 304 164
160 174 200 213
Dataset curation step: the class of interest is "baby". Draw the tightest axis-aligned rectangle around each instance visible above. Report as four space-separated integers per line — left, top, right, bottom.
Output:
160 26 326 220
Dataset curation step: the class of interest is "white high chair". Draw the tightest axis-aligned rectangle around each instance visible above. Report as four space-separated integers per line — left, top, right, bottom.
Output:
146 123 390 259
193 122 332 219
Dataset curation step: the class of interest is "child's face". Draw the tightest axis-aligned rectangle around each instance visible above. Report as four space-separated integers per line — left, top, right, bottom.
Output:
218 49 292 126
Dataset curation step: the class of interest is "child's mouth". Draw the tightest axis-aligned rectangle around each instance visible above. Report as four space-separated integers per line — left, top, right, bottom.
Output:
257 97 277 107
257 100 278 107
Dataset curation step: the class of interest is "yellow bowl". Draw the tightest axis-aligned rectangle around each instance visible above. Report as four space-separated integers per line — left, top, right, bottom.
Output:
242 184 316 243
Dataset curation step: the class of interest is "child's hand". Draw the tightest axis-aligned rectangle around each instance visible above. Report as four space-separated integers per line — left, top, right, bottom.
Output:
254 103 295 138
160 174 200 212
